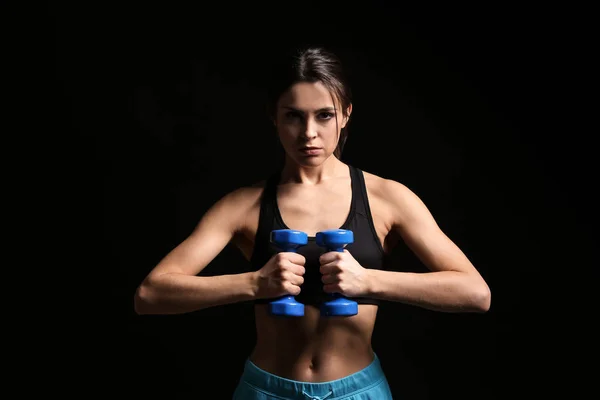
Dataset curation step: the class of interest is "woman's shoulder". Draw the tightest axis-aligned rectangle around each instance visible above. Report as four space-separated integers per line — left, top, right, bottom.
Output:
354 166 415 204
222 179 267 205
356 167 404 191
217 172 279 212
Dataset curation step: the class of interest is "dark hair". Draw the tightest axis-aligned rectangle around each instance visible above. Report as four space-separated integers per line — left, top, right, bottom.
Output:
266 46 352 159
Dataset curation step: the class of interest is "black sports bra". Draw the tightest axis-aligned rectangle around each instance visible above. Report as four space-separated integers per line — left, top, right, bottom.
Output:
250 165 388 306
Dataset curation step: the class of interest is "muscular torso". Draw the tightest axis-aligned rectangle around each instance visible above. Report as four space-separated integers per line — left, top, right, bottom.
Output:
232 170 400 381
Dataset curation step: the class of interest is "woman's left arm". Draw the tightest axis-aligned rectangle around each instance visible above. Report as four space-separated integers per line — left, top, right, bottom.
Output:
366 179 491 313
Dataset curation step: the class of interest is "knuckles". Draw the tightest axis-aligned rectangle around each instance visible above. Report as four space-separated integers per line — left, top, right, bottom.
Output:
319 252 344 263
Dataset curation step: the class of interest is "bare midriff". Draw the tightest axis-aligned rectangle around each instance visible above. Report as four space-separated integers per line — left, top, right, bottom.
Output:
249 303 378 382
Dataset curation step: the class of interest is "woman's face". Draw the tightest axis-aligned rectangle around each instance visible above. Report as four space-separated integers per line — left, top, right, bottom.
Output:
274 81 351 166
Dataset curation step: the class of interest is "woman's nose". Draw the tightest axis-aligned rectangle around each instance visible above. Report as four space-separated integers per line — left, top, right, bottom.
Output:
302 119 318 139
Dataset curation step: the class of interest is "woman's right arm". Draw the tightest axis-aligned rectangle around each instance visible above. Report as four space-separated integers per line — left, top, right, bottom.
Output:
134 187 259 315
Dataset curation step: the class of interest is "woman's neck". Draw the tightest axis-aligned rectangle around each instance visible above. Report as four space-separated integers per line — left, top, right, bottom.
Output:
280 156 346 185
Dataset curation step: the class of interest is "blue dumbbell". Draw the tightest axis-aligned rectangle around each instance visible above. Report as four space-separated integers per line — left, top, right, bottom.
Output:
316 229 359 317
269 229 308 317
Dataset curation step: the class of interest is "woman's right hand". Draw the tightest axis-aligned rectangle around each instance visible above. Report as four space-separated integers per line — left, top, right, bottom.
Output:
254 252 306 299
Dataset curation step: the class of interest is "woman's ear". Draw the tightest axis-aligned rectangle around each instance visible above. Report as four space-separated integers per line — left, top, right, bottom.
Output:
341 103 353 128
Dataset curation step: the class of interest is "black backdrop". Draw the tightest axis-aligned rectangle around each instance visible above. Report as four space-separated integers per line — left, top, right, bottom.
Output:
57 4 595 399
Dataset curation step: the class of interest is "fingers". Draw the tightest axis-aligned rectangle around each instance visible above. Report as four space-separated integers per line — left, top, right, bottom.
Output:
319 261 341 275
280 252 306 266
287 263 306 277
282 270 304 286
275 253 306 276
276 270 302 296
319 250 345 265
321 273 339 285
284 281 302 296
272 253 305 296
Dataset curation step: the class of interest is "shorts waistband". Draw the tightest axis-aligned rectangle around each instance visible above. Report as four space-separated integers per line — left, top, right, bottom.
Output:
240 353 386 399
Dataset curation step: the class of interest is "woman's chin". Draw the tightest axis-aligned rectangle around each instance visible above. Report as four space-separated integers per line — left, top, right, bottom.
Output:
294 154 327 167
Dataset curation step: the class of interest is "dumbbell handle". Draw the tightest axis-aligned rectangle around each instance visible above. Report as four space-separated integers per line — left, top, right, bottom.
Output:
269 230 306 317
317 229 359 317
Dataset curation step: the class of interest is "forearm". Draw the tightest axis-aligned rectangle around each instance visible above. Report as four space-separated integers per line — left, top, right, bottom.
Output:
134 271 257 315
367 269 491 313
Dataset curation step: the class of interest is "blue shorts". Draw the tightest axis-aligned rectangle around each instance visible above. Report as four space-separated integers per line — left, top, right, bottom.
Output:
232 353 393 399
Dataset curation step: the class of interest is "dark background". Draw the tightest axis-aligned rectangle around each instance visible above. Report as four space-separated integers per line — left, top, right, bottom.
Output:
56 4 595 399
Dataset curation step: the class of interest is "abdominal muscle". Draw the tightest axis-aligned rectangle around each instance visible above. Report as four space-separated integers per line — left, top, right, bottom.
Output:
249 303 378 382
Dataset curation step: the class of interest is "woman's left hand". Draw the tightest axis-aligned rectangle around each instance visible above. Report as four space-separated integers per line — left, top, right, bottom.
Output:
319 250 371 297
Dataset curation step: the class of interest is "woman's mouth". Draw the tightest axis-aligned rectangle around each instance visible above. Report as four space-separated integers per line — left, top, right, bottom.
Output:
299 147 322 156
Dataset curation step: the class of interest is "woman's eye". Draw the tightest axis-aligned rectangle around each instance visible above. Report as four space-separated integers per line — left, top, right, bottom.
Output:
283 111 333 121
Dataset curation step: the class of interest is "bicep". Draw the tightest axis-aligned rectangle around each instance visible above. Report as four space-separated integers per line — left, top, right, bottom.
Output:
147 191 246 278
390 182 476 274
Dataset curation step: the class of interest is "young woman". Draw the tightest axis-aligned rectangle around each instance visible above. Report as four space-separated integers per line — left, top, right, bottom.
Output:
134 46 491 399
